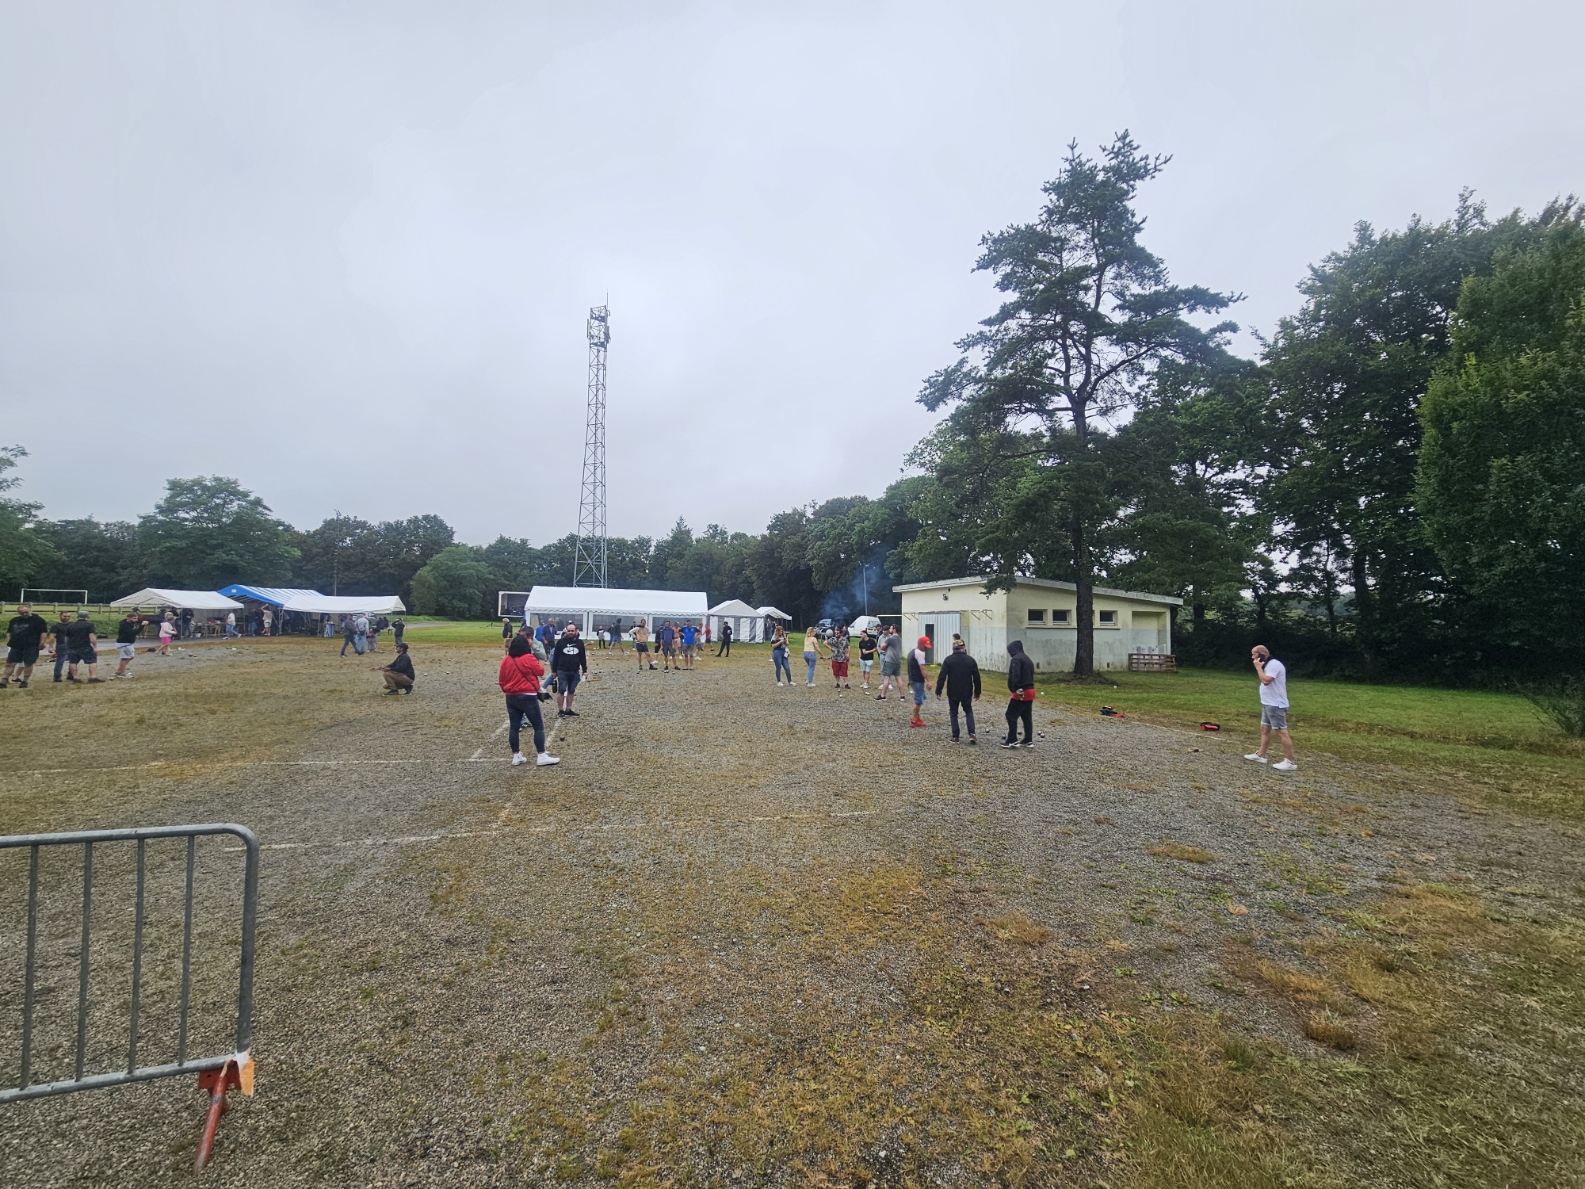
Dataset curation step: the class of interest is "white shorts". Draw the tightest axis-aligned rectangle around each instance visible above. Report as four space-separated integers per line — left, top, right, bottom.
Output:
117 643 136 660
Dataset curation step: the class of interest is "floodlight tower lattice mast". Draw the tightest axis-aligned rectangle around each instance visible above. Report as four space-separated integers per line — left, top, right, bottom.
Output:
573 304 610 588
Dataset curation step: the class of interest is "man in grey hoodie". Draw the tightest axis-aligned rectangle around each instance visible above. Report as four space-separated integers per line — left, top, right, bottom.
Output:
1002 640 1036 748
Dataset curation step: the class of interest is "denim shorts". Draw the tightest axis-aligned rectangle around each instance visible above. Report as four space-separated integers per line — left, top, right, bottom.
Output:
1260 704 1288 731
910 680 926 705
557 670 582 695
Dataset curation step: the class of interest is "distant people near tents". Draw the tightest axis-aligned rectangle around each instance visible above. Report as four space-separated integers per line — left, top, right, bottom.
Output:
716 620 732 657
158 613 176 656
680 621 698 670
876 626 902 701
374 642 415 695
113 611 144 679
801 626 827 688
657 621 676 671
391 617 405 646
2 603 49 689
633 620 653 670
366 616 380 653
260 606 273 637
502 618 514 651
499 635 558 767
553 623 588 717
354 614 369 654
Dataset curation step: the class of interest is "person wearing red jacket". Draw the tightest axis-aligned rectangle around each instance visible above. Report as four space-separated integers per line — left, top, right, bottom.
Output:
498 635 559 767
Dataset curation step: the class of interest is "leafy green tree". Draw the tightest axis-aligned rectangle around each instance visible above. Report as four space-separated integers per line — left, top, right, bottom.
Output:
136 476 298 589
745 508 822 626
0 446 59 597
409 544 496 618
293 513 454 601
919 135 1238 674
1417 206 1585 659
30 518 140 602
1258 194 1538 672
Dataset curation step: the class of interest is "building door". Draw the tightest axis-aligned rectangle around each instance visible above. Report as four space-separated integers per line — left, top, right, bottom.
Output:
924 612 959 662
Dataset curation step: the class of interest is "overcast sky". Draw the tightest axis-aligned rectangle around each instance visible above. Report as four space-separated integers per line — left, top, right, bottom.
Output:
3 2 1581 544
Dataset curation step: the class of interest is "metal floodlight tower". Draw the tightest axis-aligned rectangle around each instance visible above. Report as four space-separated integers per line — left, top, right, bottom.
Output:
573 304 610 587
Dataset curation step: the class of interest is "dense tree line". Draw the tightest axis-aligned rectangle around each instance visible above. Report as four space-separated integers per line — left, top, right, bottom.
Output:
3 136 1579 681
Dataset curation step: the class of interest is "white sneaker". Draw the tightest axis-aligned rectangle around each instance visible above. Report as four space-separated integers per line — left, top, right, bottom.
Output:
510 752 528 766
1272 759 1298 772
1243 753 1268 764
536 753 560 767
776 681 783 686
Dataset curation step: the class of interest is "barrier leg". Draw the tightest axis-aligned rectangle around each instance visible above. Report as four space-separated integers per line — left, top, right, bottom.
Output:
194 1059 242 1172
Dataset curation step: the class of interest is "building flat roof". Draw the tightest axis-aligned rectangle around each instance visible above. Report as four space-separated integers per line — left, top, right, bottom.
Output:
892 576 1183 607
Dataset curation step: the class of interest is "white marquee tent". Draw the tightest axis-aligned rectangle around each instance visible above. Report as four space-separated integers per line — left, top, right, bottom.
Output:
707 599 764 643
521 586 708 635
280 593 406 615
111 588 243 611
757 605 792 621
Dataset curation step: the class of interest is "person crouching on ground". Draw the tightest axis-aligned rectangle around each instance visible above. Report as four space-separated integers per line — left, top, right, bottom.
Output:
907 635 931 728
1244 644 1298 771
553 622 588 716
499 635 559 767
1002 640 1035 748
374 642 415 694
935 637 982 743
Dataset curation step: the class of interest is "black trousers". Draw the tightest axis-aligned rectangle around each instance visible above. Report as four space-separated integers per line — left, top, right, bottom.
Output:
717 639 731 656
948 695 976 739
505 694 546 755
1005 696 1033 743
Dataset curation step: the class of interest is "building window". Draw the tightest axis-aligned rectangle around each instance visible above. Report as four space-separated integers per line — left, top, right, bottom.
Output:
1027 608 1046 624
1099 610 1117 625
1052 609 1070 624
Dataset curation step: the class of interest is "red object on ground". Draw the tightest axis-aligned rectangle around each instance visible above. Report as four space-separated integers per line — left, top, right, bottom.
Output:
194 1059 245 1172
1200 722 1221 731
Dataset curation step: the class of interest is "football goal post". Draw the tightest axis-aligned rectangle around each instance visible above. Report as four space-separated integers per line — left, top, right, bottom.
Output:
19 588 90 607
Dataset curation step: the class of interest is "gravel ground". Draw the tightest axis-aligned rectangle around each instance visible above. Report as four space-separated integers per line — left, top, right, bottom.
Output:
1 639 1581 1185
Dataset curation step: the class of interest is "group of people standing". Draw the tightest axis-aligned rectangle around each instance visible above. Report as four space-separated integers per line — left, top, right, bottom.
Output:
767 621 1040 747
1 606 200 688
494 619 594 768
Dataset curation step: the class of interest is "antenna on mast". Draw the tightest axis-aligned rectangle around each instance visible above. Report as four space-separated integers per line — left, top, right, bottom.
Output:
573 304 610 588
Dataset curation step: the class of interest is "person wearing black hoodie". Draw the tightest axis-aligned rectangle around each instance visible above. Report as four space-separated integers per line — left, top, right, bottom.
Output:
553 623 589 716
933 638 982 743
1002 640 1036 748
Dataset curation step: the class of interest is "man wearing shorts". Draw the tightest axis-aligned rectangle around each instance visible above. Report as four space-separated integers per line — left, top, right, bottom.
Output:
633 619 654 669
112 611 144 678
553 623 588 716
857 628 876 689
876 626 902 700
906 635 930 728
2 604 49 689
1244 645 1297 771
829 623 851 691
658 621 677 671
63 611 103 683
680 621 698 670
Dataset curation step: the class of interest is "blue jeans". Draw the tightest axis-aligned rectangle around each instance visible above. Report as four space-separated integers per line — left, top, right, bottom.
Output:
53 650 68 680
804 652 817 683
505 694 546 754
773 649 791 682
225 625 239 638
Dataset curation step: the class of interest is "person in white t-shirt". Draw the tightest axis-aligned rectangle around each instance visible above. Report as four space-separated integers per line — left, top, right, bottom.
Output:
1244 644 1297 771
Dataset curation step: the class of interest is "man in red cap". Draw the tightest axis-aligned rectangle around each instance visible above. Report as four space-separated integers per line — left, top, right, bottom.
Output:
906 635 931 728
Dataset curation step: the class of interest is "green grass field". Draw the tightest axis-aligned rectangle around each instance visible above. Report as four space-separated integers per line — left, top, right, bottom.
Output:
1036 667 1585 819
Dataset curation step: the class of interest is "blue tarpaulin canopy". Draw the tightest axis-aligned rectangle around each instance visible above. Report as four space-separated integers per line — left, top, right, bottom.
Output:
216 585 324 607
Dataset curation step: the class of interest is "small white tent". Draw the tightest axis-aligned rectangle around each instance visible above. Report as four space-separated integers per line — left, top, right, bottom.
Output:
112 588 243 611
521 586 707 636
708 599 764 643
280 594 406 615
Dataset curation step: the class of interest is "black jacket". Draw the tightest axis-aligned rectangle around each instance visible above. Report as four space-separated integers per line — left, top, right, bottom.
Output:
387 652 415 679
1006 640 1035 692
552 637 588 673
935 650 982 699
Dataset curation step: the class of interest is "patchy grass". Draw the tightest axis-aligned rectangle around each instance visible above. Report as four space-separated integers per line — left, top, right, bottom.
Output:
1146 842 1217 865
985 911 1054 946
1039 667 1585 819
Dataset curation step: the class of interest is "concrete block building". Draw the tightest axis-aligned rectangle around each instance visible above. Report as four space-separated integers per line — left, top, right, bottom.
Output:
894 576 1181 673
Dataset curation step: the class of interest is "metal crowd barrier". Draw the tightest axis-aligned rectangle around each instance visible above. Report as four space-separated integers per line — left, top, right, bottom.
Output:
1 823 260 1171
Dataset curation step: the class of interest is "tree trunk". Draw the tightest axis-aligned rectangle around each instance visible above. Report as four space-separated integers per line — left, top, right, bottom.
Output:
1071 505 1094 677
